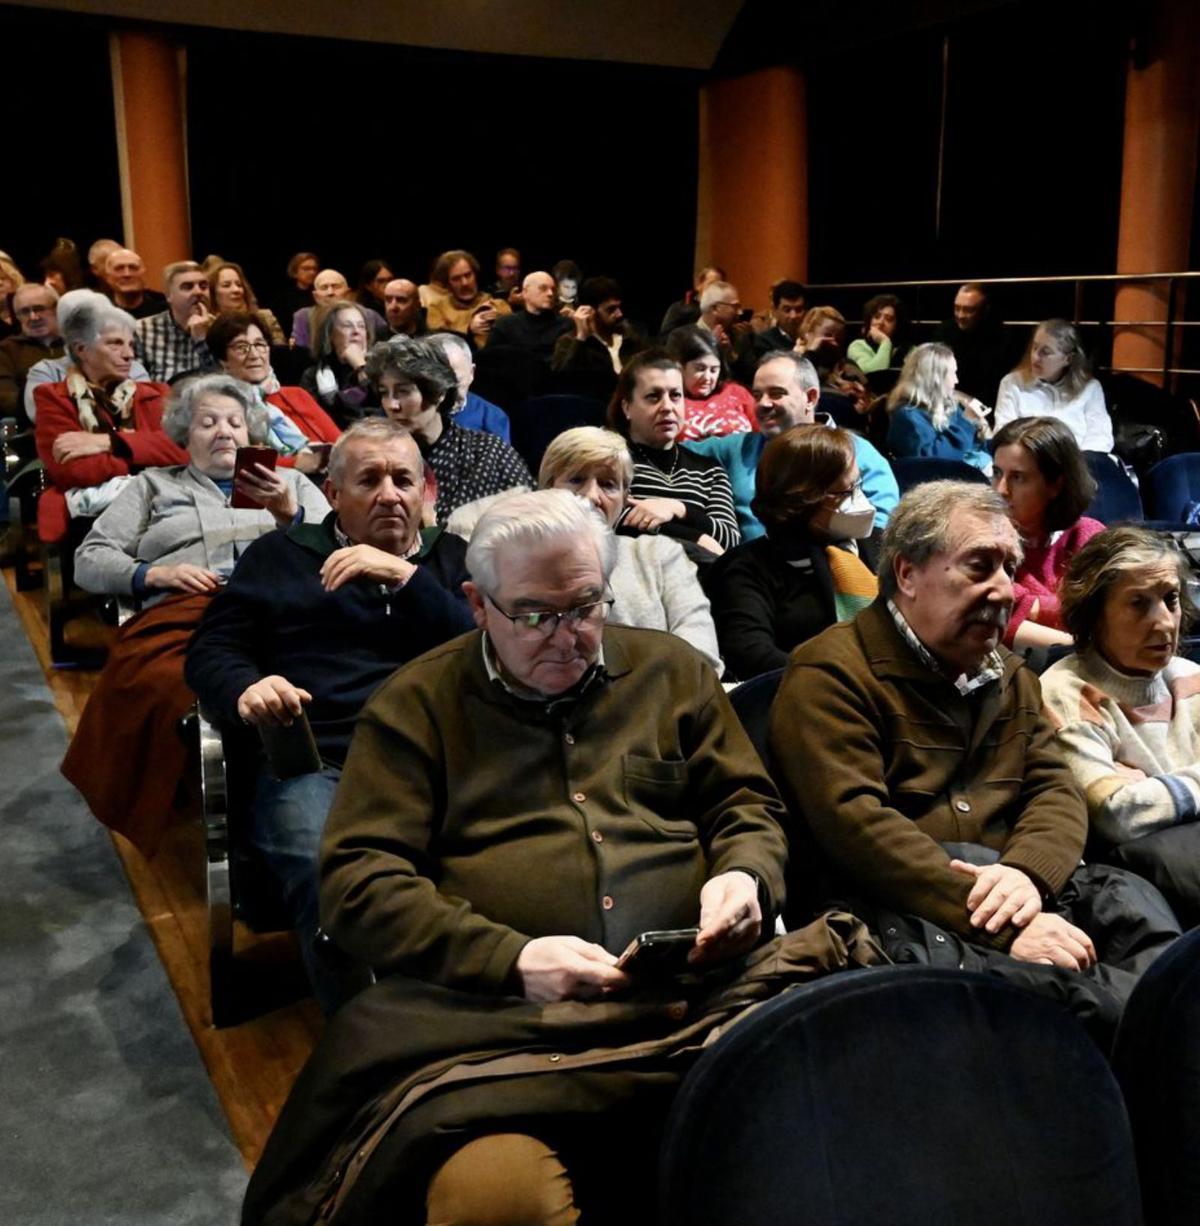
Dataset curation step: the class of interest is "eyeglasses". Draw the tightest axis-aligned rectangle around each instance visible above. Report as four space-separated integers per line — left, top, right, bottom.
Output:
486 593 614 638
15 304 52 318
228 340 270 356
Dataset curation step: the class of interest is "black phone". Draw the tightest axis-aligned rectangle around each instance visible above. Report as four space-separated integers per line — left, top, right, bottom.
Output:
736 308 754 323
232 446 278 509
616 928 700 979
258 712 322 780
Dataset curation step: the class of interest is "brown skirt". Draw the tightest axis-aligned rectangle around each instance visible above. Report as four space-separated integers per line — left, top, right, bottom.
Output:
60 590 215 856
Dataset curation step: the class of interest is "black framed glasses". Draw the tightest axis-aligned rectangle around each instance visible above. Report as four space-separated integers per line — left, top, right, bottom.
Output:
486 593 614 638
228 340 271 357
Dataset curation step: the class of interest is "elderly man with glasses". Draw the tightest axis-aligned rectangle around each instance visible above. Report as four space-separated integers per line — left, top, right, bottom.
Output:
0 282 64 420
245 488 789 1224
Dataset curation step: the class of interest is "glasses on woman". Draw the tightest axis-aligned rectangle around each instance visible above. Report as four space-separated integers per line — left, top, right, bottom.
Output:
486 593 614 639
228 339 271 357
818 476 864 505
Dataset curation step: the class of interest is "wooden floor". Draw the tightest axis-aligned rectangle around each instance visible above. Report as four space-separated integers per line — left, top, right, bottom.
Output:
4 562 323 1169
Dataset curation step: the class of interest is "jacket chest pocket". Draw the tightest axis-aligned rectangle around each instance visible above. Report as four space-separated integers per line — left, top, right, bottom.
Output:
623 754 694 836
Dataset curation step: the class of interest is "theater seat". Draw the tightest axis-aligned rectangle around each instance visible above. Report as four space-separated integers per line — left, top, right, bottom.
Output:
1112 926 1200 1226
508 394 607 474
1084 451 1144 524
889 456 990 495
1144 453 1200 527
660 965 1142 1226
727 667 784 766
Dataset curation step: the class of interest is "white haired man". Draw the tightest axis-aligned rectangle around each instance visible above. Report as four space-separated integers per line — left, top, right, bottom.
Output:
242 488 792 1223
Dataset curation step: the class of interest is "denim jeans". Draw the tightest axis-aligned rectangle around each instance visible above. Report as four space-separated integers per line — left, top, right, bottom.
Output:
253 765 345 1012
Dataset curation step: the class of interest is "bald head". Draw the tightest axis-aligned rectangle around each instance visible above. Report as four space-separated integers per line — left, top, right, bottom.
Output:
313 269 350 306
522 270 556 315
383 278 420 333
105 248 147 301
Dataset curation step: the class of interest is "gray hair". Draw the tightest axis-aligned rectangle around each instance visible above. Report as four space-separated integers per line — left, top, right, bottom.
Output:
162 374 269 447
699 280 736 312
467 488 617 597
877 480 1020 599
310 301 371 364
163 260 204 292
327 419 421 489
755 348 819 393
365 335 458 413
427 331 473 364
58 289 135 359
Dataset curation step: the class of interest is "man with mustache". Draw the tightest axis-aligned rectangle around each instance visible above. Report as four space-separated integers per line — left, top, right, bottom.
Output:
185 419 474 1009
770 480 1181 1037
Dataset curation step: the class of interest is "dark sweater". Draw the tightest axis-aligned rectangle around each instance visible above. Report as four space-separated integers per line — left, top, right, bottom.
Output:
705 536 840 681
184 514 474 765
488 309 571 361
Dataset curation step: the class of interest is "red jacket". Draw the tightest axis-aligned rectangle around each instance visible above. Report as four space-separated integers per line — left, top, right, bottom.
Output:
34 380 188 541
265 386 341 449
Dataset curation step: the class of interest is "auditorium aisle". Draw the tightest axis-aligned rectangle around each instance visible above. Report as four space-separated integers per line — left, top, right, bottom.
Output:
0 568 322 1221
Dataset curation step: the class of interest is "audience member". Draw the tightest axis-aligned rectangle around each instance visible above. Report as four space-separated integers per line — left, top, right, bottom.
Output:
771 481 1181 1037
0 252 27 339
424 249 511 346
185 419 475 1007
1043 526 1200 919
291 269 384 350
991 416 1103 650
606 350 740 559
741 278 807 377
659 263 725 334
301 301 379 424
133 260 216 382
687 351 898 540
847 293 906 373
488 271 571 359
796 305 873 424
206 311 340 471
369 335 531 524
0 283 63 421
354 259 394 318
210 261 285 344
103 248 167 320
666 326 756 440
426 331 512 441
276 251 319 326
538 426 722 670
552 258 582 308
707 424 878 680
694 279 751 371
35 290 183 538
64 374 331 852
381 277 426 337
550 276 645 397
887 342 991 471
491 247 522 302
251 488 788 1221
86 238 121 289
995 319 1113 453
932 282 1015 408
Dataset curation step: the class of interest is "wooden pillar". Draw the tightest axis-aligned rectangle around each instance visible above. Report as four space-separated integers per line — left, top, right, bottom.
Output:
109 31 192 291
1111 0 1200 388
696 67 808 313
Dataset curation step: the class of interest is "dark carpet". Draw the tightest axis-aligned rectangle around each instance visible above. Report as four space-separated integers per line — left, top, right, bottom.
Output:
0 587 247 1224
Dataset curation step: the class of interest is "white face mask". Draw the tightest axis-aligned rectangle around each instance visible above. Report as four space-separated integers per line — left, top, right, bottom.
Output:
823 486 875 540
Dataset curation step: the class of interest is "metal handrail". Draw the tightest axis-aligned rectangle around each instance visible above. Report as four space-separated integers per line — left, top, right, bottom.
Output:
804 271 1200 291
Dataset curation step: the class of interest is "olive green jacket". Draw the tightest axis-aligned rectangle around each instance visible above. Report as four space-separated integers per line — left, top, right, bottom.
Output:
320 624 789 987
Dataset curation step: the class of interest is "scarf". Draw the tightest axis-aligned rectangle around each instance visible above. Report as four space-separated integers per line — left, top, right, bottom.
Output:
66 366 137 433
824 545 878 623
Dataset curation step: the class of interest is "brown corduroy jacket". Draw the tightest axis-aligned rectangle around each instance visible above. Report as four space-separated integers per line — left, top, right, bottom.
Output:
769 599 1087 952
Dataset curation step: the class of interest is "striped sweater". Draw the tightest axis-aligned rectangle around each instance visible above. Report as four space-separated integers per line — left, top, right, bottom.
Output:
1041 648 1200 844
621 440 741 551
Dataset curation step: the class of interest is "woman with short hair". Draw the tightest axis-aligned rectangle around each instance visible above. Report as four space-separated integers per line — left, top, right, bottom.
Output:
207 311 340 471
991 415 1103 650
537 426 722 672
705 424 878 680
995 319 1112 452
369 335 531 524
886 342 991 471
33 289 185 539
1041 526 1200 919
606 350 740 561
665 326 758 441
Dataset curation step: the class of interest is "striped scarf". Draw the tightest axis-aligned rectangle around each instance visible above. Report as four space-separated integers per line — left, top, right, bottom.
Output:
825 545 878 623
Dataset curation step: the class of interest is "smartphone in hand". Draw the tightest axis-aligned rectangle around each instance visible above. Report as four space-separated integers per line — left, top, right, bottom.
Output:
232 446 278 509
616 928 701 979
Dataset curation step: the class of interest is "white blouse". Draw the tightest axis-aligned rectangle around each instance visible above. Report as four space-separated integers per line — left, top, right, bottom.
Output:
994 373 1113 452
